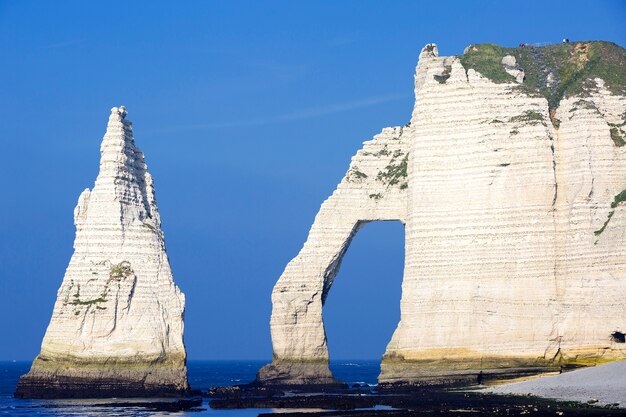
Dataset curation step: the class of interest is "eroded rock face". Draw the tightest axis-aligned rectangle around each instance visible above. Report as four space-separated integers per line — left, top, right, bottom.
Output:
257 126 410 385
259 43 626 386
15 107 188 398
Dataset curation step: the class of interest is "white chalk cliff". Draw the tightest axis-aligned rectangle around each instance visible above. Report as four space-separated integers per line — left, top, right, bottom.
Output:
16 107 188 398
259 42 626 385
258 126 410 384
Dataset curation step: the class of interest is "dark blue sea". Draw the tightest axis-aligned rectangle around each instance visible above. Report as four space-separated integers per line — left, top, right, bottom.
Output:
0 360 381 416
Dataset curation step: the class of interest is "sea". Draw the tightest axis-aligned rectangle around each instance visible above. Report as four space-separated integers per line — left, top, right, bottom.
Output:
0 360 381 416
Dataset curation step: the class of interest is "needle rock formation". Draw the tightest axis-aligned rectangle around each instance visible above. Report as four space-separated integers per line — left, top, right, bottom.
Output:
259 41 626 386
16 107 189 398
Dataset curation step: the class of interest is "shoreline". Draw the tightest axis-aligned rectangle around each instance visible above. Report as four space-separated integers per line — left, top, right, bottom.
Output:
3 360 624 415
484 360 626 409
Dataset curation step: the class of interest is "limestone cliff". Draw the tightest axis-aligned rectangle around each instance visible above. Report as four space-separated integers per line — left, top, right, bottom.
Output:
259 41 626 386
15 107 189 398
258 127 409 384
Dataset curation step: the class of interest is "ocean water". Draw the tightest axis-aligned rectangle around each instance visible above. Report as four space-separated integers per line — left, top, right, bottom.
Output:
0 360 381 416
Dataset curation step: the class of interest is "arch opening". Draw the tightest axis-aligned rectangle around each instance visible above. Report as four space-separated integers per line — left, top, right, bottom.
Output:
322 220 405 384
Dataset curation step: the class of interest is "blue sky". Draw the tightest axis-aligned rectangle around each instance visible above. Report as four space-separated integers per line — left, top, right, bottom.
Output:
0 0 624 361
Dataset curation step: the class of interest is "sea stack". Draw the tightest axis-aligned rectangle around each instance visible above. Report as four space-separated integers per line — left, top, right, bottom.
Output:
258 41 626 386
15 107 189 398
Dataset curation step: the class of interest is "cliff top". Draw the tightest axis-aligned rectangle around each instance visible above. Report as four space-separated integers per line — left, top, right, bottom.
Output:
459 41 626 109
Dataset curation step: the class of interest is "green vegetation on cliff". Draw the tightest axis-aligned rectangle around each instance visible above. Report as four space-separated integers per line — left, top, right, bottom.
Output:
594 188 626 236
609 112 626 146
376 153 408 189
346 166 368 182
110 261 133 279
460 41 626 110
509 110 545 124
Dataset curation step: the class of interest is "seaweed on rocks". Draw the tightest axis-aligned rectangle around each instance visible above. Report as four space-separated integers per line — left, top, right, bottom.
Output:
207 383 625 416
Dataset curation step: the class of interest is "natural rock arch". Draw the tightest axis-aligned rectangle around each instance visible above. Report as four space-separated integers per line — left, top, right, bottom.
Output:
321 220 405 362
259 42 626 386
257 126 410 384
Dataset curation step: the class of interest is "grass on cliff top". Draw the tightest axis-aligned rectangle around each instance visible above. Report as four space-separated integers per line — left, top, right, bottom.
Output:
459 41 626 110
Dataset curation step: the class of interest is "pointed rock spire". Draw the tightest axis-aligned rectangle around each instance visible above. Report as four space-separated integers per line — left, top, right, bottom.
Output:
16 106 188 398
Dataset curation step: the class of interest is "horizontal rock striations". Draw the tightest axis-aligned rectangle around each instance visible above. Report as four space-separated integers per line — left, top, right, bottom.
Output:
259 41 626 386
257 127 410 385
15 107 189 398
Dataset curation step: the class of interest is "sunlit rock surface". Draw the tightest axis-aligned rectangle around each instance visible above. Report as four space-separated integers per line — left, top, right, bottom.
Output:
259 42 626 386
258 126 410 385
16 107 188 398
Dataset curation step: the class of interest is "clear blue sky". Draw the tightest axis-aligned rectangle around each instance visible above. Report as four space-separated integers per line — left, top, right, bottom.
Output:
0 0 624 361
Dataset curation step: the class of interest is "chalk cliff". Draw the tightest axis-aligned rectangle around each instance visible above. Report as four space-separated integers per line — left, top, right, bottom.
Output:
16 107 188 398
258 127 410 384
259 41 626 385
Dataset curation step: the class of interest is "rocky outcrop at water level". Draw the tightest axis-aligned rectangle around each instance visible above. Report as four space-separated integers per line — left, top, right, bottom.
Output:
258 41 626 386
15 107 189 398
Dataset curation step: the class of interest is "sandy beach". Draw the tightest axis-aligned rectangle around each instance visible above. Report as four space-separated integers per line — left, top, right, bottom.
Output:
486 361 626 408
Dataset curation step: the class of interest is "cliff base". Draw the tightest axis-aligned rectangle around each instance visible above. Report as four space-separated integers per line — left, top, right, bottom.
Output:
256 361 343 386
15 358 189 398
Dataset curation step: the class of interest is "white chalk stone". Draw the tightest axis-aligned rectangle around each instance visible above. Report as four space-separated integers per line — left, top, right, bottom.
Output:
17 106 188 398
501 55 517 67
259 44 626 386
